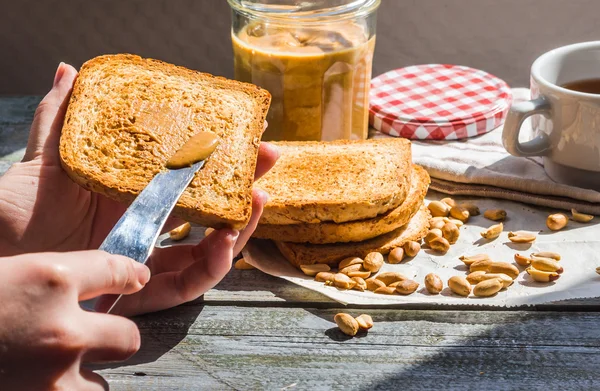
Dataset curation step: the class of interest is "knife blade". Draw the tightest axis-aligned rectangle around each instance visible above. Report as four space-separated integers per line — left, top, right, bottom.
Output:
80 160 206 313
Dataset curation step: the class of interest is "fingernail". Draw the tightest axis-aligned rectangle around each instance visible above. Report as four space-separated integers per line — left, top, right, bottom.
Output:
229 230 240 243
257 188 270 203
53 62 65 87
134 262 151 285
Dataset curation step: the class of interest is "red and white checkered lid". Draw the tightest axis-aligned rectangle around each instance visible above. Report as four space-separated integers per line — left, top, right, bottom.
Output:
369 64 512 140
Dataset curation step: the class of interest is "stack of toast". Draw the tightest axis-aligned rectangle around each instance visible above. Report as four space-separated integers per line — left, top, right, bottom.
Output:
253 139 432 267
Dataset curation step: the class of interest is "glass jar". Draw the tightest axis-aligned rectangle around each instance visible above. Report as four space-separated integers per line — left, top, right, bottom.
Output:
228 0 380 141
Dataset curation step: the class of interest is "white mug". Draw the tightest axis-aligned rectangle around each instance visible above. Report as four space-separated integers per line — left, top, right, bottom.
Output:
503 41 600 190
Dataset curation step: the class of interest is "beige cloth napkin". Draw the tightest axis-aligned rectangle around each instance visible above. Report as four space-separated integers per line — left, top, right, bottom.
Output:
371 88 600 215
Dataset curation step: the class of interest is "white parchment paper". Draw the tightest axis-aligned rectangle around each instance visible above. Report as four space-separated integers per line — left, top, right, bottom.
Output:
242 194 600 307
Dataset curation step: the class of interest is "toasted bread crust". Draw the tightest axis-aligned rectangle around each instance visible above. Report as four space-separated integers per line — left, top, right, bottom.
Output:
275 205 431 267
253 165 430 243
59 54 270 229
256 139 412 225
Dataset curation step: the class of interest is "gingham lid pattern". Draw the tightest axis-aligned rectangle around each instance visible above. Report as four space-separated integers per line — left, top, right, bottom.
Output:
369 64 513 140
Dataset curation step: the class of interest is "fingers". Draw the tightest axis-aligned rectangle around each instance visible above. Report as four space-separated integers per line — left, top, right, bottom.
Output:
79 368 109 391
23 62 78 163
233 188 269 256
254 142 280 180
82 312 141 363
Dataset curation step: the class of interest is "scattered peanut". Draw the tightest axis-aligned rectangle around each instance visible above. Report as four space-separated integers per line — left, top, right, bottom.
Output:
404 241 421 258
333 273 357 290
300 264 330 276
169 222 191 241
430 217 446 230
571 209 594 223
374 286 397 295
394 280 420 295
424 273 443 294
460 203 481 216
473 279 503 297
340 264 362 275
448 276 472 297
234 258 256 270
348 270 372 279
450 206 470 223
481 273 513 288
531 252 561 261
469 259 493 273
204 227 215 236
339 256 363 269
355 314 374 330
526 267 560 282
508 231 537 243
334 313 359 336
442 222 460 244
363 252 384 273
315 272 336 283
375 272 408 286
424 229 443 245
466 271 487 285
444 217 465 227
596 266 600 276
514 253 532 266
484 209 507 221
441 197 457 208
366 277 386 292
488 262 520 279
351 277 368 292
531 258 563 274
481 223 503 240
388 247 405 264
428 201 451 217
546 213 568 231
429 236 450 254
460 253 491 266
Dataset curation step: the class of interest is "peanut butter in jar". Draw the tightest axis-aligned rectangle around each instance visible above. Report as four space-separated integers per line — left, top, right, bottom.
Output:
229 0 380 141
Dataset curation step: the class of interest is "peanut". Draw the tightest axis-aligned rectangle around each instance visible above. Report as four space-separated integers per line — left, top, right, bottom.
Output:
514 253 532 266
460 202 481 216
448 276 472 297
348 270 372 279
355 314 374 330
300 264 330 276
531 258 563 274
526 267 560 282
169 222 191 241
375 272 408 286
388 247 405 264
531 252 561 261
444 217 465 227
333 273 357 290
339 256 364 269
470 259 493 273
366 278 386 291
484 209 507 221
424 273 443 294
441 197 457 208
546 213 568 231
459 253 491 266
508 231 537 243
334 313 359 336
340 264 362 275
442 222 460 244
430 217 446 230
571 209 594 223
374 286 397 295
315 272 336 283
481 273 513 288
234 258 255 270
429 236 450 254
204 227 215 236
481 223 503 240
424 229 443 245
363 252 384 273
403 241 421 257
466 271 487 285
395 280 420 295
351 277 368 292
488 262 520 279
450 206 470 223
473 279 503 297
596 266 600 275
428 201 451 217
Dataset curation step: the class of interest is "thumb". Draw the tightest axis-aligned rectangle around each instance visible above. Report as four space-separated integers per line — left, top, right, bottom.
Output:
23 62 78 163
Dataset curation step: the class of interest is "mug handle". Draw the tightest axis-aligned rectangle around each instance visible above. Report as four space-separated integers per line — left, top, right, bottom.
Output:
502 97 552 157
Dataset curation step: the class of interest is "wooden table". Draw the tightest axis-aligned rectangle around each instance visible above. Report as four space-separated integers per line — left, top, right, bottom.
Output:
2 96 600 390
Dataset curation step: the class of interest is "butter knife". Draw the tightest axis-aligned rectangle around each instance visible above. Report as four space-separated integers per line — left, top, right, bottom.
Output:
80 160 206 313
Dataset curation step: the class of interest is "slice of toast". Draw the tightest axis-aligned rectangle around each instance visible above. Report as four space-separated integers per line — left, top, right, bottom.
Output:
255 139 412 225
59 54 270 230
252 165 430 243
275 205 431 267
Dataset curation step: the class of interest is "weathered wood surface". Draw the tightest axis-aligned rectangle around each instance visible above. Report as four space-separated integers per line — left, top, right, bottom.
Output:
3 96 600 390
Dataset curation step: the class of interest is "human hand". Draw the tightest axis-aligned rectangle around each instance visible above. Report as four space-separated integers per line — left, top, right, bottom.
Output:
0 250 149 390
0 63 279 316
